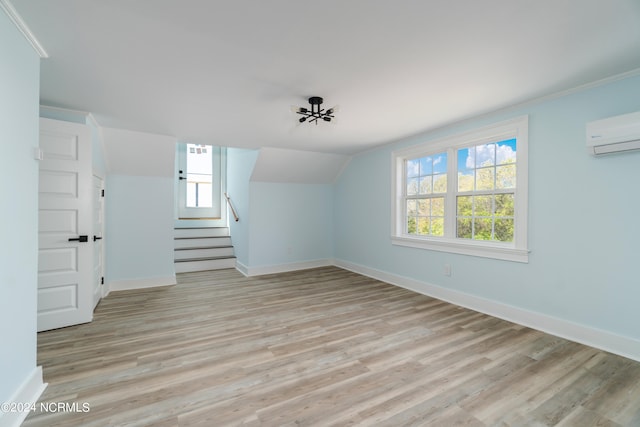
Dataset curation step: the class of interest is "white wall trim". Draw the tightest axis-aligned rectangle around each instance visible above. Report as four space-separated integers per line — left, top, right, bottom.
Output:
0 366 47 427
236 259 334 277
334 259 640 363
391 236 530 263
0 0 48 58
102 257 640 362
235 261 250 277
106 275 176 294
515 67 640 111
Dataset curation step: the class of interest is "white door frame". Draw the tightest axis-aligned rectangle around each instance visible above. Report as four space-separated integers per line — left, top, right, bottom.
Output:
175 144 227 227
92 174 105 307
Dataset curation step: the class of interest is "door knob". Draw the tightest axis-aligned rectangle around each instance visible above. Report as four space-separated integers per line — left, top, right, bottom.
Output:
93 236 103 241
68 235 88 242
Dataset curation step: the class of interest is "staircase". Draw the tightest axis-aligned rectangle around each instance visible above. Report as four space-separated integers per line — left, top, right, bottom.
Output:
174 227 236 273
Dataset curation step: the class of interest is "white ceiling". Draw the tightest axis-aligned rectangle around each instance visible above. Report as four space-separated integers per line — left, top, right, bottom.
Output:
250 148 349 184
11 0 640 155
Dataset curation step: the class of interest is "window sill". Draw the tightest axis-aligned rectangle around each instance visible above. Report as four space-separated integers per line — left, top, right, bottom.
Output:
391 235 529 263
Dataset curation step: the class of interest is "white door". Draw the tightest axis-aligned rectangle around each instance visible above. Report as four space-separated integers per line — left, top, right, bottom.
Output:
92 175 104 308
38 118 93 331
176 143 224 220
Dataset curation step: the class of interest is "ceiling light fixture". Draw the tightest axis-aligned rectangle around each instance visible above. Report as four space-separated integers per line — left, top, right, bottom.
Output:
293 96 335 124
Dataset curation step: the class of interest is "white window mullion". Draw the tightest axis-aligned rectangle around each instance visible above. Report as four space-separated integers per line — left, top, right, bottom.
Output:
445 147 457 239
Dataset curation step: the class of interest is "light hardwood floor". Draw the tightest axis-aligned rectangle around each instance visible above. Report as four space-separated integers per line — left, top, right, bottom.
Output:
24 267 640 426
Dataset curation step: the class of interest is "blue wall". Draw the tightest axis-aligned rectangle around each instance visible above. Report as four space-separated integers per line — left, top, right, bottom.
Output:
249 182 333 268
100 128 176 288
334 74 640 342
0 10 41 406
227 148 335 272
227 148 258 267
105 175 175 283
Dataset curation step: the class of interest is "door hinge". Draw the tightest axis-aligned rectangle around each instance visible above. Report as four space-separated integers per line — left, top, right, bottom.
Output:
101 277 104 285
101 189 105 197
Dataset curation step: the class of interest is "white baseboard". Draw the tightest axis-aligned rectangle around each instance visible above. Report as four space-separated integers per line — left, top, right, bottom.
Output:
102 258 640 362
235 261 250 277
106 275 176 293
335 259 640 363
236 259 334 277
0 366 47 427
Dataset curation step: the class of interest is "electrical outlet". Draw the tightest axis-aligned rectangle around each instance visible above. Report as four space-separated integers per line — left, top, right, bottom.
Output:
443 263 451 276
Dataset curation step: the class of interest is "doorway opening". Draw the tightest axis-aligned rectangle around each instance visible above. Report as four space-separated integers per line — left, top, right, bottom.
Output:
175 143 226 227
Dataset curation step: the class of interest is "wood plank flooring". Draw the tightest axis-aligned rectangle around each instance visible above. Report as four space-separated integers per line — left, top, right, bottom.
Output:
23 267 640 426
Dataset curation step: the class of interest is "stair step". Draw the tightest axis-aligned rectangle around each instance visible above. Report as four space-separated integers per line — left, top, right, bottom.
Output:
175 255 235 262
173 226 235 272
174 246 234 260
174 245 233 251
174 227 230 238
174 236 231 249
174 257 236 273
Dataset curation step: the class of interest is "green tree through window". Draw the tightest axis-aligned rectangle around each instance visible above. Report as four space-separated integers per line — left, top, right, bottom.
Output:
405 153 447 237
456 139 516 242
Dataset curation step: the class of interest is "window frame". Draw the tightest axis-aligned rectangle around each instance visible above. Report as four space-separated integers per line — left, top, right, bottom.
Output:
391 116 529 263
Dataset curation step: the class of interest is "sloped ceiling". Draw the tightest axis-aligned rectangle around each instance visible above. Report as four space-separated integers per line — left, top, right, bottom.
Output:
11 0 640 155
250 148 349 184
102 127 176 177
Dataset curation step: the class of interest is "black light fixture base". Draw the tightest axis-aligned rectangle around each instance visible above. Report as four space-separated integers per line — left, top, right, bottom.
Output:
294 96 334 125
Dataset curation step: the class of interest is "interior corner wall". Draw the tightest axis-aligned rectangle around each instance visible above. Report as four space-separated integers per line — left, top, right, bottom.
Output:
105 175 175 287
226 148 259 267
248 182 334 270
102 129 176 289
227 148 335 274
334 74 640 354
0 9 41 406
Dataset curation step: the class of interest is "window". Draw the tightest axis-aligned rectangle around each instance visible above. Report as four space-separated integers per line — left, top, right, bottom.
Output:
456 139 516 242
185 143 213 208
405 153 447 237
391 116 529 262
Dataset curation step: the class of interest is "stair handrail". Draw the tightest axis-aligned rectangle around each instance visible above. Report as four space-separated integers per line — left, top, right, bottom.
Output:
224 192 239 222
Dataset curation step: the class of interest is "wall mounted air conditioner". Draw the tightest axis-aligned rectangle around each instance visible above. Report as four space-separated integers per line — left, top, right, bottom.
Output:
586 111 640 155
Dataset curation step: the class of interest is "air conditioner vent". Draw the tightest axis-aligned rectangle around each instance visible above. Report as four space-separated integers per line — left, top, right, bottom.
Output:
586 111 640 156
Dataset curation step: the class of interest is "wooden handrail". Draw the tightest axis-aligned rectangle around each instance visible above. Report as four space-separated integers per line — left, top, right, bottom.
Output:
224 192 239 222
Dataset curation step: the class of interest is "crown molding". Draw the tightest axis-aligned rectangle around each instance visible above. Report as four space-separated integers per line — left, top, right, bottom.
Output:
518 67 640 108
367 67 640 157
0 0 48 58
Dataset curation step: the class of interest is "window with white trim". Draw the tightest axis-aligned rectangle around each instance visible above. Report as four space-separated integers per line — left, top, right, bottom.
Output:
391 116 529 262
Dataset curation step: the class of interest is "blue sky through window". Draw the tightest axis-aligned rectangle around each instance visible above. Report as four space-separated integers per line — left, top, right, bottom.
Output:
433 153 447 174
407 153 447 177
457 138 517 174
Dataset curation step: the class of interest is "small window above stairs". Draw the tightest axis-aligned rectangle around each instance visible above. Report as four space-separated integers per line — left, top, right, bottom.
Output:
174 227 236 273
